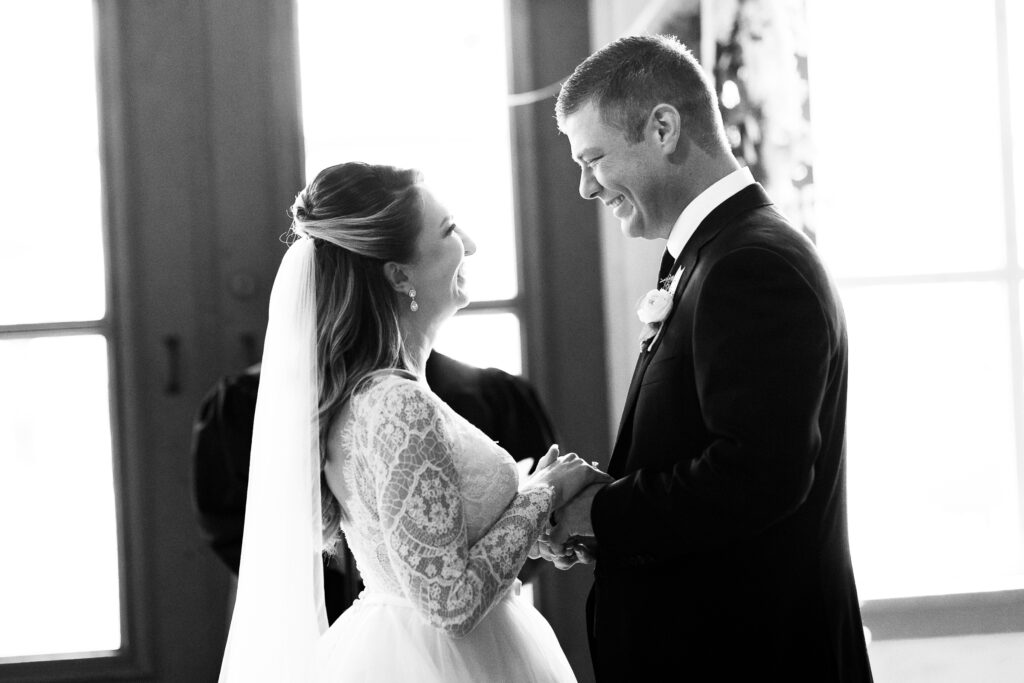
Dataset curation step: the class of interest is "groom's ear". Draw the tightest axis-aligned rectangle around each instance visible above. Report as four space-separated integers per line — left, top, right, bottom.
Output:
383 261 412 295
648 103 683 154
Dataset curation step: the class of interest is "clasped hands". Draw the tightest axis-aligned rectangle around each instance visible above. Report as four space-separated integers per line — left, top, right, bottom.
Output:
524 445 612 570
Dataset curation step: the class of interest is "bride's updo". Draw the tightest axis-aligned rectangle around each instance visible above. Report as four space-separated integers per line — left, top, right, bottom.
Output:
289 161 423 547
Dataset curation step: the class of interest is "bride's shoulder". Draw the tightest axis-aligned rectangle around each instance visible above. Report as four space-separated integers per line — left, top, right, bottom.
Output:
353 370 441 415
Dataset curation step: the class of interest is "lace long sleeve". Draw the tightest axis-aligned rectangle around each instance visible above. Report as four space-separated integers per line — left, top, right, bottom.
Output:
369 379 553 637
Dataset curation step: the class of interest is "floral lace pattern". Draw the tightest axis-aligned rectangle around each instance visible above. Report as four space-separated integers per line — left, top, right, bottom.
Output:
329 374 553 637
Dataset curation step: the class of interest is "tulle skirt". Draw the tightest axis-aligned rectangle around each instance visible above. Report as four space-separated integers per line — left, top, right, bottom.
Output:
315 581 577 682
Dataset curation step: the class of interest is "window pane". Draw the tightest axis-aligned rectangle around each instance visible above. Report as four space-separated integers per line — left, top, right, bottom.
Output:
0 2 105 325
297 0 518 301
0 335 120 657
434 312 522 376
807 1 1006 278
843 282 1022 599
1009 0 1024 267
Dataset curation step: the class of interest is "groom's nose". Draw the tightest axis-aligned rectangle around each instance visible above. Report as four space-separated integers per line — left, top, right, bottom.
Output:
579 168 602 200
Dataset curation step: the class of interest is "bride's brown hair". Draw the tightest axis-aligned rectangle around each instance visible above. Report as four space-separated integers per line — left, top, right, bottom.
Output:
289 161 423 550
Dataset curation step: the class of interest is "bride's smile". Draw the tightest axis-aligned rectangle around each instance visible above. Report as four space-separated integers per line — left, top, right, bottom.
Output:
402 187 477 323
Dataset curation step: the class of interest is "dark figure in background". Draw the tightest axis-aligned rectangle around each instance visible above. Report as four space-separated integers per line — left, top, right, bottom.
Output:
191 350 557 624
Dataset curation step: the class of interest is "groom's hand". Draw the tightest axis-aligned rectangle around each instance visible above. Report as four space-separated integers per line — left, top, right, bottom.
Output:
532 535 570 564
549 483 602 543
533 515 570 564
544 483 605 569
533 522 580 566
533 535 587 569
543 535 597 570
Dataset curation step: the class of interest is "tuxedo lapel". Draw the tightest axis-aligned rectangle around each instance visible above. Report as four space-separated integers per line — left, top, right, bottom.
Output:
609 256 692 473
608 184 773 475
613 249 686 445
643 258 693 357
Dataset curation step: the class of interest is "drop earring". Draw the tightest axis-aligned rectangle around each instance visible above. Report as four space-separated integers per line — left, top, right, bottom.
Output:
408 288 419 312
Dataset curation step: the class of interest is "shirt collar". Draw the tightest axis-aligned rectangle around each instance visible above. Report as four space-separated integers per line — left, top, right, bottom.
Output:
666 167 755 258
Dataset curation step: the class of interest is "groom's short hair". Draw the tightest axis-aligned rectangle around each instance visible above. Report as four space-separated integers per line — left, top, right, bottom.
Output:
556 34 728 155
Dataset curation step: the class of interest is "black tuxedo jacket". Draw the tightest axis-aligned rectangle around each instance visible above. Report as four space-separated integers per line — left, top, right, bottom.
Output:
588 185 872 682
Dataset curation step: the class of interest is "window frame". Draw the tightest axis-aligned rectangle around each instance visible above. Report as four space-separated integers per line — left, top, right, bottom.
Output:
863 589 1024 640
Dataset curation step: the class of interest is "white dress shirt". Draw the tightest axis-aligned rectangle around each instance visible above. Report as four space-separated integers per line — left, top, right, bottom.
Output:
665 167 756 259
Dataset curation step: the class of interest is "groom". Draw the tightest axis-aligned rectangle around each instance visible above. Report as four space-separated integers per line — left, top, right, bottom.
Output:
544 35 873 681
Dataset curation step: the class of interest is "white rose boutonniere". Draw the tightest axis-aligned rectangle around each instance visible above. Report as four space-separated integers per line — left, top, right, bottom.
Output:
636 267 685 348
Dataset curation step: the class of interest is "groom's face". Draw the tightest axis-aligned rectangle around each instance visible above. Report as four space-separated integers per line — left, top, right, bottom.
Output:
563 101 669 240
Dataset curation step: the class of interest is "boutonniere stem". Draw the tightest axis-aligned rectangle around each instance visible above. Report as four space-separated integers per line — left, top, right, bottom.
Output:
636 267 684 350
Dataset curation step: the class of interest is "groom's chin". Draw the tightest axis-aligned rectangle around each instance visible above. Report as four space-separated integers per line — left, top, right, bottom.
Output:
620 219 645 240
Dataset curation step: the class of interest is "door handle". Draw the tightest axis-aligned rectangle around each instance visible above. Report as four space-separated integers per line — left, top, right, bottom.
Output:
163 335 181 395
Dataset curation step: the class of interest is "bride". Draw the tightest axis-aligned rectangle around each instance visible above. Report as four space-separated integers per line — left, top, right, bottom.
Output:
218 162 606 682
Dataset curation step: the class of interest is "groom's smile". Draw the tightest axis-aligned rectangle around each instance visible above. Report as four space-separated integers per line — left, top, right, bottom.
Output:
606 194 634 220
562 101 673 240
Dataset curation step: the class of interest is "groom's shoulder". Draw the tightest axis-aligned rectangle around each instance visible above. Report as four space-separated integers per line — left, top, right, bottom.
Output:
713 205 820 265
728 203 806 246
700 209 840 307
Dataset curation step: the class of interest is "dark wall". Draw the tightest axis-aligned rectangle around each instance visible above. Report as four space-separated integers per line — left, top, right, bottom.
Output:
509 2 608 681
90 1 302 680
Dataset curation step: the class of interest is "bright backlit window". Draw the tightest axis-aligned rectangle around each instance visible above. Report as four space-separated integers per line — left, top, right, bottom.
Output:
0 337 120 658
297 0 522 374
0 1 121 660
807 0 1024 600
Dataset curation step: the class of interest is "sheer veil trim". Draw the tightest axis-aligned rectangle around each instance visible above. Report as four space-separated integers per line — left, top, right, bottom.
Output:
219 237 327 681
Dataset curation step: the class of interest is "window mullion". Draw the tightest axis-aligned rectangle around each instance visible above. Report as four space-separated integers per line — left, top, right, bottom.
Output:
0 320 109 340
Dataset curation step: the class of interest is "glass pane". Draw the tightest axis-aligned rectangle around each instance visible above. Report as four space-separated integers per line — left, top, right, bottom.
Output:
1009 0 1024 267
0 335 120 657
434 312 522 376
298 0 518 301
0 2 105 325
807 1 1006 278
843 283 1022 599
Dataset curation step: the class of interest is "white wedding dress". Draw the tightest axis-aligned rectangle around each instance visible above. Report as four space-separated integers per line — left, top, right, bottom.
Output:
315 373 577 682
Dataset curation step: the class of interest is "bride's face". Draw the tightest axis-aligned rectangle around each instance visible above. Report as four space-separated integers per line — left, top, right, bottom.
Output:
405 187 476 322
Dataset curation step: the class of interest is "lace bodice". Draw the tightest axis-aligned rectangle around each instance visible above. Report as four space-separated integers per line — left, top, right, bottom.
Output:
324 373 553 637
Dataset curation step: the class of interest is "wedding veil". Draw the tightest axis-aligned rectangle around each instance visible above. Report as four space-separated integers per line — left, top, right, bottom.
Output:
218 235 328 681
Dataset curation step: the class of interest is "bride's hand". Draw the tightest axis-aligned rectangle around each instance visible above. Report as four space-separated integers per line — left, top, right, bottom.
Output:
533 444 560 473
525 450 611 510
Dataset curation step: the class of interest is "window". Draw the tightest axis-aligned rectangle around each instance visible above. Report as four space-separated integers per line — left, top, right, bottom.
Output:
806 0 1024 605
0 1 122 662
296 0 524 374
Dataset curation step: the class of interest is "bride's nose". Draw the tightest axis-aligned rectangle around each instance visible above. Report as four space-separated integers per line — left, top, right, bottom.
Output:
460 229 477 256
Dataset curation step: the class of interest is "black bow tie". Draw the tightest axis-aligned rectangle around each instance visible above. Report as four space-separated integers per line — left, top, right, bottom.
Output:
658 249 675 285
